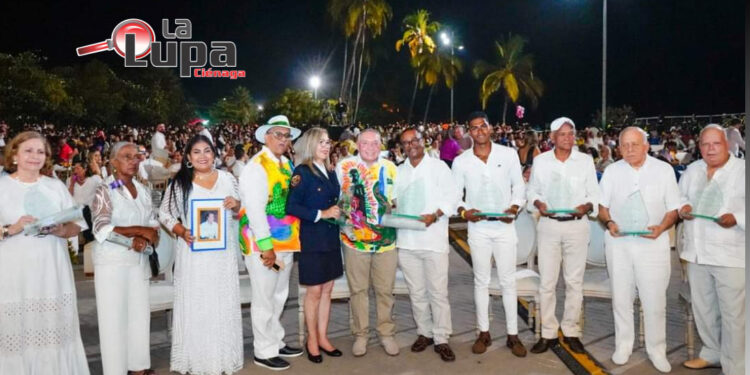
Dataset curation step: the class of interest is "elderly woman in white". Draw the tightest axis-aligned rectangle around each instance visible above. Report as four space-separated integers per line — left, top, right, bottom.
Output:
91 141 160 375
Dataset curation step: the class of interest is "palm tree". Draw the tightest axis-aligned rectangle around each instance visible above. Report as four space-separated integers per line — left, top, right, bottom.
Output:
473 34 544 125
328 0 392 124
416 49 463 124
395 9 439 124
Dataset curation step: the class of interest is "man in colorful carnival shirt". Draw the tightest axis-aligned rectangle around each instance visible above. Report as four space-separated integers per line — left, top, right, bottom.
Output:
452 111 528 358
335 128 400 357
238 115 304 371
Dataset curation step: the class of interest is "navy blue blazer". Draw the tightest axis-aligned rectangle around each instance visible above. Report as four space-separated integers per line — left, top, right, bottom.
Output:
286 164 341 253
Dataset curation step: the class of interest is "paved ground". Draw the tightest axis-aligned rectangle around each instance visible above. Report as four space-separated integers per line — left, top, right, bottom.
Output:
76 243 722 375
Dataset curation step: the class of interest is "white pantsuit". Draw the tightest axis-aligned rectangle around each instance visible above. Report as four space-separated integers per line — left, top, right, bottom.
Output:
678 155 745 375
91 177 154 375
245 252 294 359
599 156 682 362
526 149 600 339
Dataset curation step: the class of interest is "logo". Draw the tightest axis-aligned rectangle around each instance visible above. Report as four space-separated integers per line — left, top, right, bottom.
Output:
76 18 245 79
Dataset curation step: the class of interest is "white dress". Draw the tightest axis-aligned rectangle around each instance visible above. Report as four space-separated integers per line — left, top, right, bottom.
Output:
0 175 90 375
159 170 243 374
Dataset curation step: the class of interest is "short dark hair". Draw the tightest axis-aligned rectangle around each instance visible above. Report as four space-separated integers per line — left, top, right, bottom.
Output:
729 118 742 126
467 111 489 124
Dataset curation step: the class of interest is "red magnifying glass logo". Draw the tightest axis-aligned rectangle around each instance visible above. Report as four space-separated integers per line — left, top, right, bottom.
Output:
76 19 155 58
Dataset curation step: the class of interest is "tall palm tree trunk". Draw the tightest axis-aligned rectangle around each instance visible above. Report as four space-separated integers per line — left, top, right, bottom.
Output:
422 84 435 124
353 9 367 124
407 72 419 125
502 96 509 125
339 36 348 100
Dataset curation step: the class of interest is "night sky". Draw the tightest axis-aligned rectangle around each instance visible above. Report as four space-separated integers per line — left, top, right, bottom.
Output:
0 0 744 126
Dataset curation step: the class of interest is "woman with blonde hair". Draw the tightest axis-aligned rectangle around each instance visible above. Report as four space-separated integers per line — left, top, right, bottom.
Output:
286 127 343 363
0 131 90 374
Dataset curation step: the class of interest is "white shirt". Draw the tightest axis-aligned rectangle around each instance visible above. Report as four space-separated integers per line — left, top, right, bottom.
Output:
395 155 460 252
199 220 219 239
727 127 745 157
238 146 290 245
678 155 745 267
526 149 600 216
232 159 245 179
68 175 103 207
199 128 214 145
452 143 526 230
599 156 682 241
151 131 166 152
138 158 168 181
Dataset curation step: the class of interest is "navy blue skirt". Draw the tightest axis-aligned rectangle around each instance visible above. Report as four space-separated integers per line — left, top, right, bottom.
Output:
298 249 343 286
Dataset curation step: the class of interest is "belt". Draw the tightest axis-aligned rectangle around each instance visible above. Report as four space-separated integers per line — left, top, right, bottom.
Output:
548 215 582 222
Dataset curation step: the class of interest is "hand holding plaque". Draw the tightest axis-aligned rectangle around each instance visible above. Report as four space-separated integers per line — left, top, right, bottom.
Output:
617 190 652 236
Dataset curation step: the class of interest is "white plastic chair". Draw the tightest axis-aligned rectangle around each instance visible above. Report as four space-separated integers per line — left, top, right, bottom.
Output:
674 223 696 359
488 210 541 338
581 219 644 347
149 228 176 339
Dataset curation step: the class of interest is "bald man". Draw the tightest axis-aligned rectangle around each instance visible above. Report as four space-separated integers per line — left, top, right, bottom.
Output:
598 127 681 373
678 125 745 374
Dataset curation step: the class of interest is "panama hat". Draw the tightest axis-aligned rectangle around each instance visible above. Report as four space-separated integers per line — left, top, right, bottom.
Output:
255 115 301 143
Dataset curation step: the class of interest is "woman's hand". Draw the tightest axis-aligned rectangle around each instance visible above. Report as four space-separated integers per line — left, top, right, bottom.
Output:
223 196 241 213
9 215 36 236
136 227 159 247
321 205 341 219
132 236 150 252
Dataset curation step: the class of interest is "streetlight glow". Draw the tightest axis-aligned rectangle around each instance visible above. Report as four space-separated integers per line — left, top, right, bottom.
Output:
257 104 264 111
309 75 321 99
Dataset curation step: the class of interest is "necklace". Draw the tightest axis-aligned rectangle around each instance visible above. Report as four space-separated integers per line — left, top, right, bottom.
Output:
11 173 40 184
195 170 216 181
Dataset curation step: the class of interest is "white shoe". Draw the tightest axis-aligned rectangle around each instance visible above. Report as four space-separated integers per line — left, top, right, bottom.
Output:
611 349 631 365
650 355 672 373
381 336 400 356
352 336 368 357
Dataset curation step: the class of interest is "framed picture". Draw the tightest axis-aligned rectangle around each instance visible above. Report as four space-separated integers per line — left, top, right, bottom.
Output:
190 198 227 251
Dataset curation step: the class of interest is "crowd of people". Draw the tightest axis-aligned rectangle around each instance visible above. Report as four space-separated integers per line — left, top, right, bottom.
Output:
0 111 744 375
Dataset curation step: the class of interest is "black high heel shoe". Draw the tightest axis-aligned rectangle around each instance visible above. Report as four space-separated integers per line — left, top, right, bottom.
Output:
306 344 323 363
320 346 343 357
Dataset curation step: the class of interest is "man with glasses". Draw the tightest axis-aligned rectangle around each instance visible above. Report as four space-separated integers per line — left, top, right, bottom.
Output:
335 128 399 357
452 111 528 357
394 128 460 362
239 114 303 371
526 117 600 354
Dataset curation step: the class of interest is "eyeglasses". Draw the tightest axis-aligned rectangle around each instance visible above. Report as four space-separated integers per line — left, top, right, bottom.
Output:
319 140 332 146
400 138 422 148
269 131 293 140
117 154 139 163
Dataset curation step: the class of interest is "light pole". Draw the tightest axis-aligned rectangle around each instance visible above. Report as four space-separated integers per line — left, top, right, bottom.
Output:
602 0 607 128
441 31 463 124
309 75 321 100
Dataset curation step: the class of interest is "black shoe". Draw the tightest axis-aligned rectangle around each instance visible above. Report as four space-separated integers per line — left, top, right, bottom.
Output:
254 356 290 371
306 348 323 363
279 345 304 357
562 336 586 354
320 347 343 357
530 338 557 354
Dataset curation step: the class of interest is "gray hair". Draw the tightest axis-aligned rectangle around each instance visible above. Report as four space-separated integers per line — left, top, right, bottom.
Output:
618 126 648 145
698 123 728 142
356 128 381 143
109 141 137 160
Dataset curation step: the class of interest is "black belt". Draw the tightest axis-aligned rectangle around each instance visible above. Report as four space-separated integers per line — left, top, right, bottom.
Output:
548 215 582 222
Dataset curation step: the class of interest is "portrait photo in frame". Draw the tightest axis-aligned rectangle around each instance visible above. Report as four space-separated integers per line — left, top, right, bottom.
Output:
190 198 227 251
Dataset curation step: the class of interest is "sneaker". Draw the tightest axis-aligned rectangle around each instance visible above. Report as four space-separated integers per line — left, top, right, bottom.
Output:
650 355 672 373
611 349 631 365
254 356 290 371
278 345 303 358
411 335 434 352
352 336 368 357
471 331 492 354
506 335 527 357
381 336 400 356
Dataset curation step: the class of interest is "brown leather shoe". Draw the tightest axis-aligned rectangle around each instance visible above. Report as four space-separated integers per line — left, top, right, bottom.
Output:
683 358 721 369
506 335 527 357
472 331 492 354
434 343 456 362
411 335 434 352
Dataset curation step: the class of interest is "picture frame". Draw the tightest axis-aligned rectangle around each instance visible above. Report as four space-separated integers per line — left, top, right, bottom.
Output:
190 198 227 251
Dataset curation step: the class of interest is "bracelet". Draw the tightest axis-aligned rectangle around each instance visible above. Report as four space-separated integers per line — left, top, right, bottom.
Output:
460 209 466 219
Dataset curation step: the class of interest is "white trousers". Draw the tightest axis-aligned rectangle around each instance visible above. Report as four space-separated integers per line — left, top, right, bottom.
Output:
687 263 745 375
537 218 589 338
468 226 518 334
605 235 670 359
245 252 293 359
398 249 452 344
94 264 150 375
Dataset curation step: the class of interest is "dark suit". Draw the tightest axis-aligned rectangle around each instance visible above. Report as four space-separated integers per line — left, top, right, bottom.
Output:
286 163 343 285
